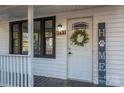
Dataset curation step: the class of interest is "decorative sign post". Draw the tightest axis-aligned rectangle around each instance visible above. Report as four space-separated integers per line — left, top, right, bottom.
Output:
98 23 106 86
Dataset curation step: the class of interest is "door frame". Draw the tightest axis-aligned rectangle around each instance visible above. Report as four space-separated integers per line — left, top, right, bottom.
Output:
66 16 94 83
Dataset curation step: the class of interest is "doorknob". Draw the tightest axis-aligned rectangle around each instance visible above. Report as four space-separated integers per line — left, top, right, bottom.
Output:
68 52 72 54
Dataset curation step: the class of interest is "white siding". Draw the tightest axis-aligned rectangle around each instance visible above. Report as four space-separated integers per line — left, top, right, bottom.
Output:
92 6 124 86
0 20 9 54
1 6 124 86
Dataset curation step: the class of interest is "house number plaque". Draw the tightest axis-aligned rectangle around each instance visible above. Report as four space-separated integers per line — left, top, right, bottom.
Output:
98 23 106 86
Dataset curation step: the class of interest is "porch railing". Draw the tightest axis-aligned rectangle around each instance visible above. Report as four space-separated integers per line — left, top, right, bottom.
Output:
0 54 33 87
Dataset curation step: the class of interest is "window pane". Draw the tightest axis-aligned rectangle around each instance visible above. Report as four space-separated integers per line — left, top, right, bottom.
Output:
45 31 52 37
45 38 53 55
45 20 53 28
12 24 19 54
13 24 18 31
13 46 19 54
34 21 41 56
13 39 19 46
22 22 28 55
13 32 19 38
44 19 54 56
34 21 40 31
45 22 53 37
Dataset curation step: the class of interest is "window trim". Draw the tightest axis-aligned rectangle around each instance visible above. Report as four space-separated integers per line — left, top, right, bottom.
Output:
9 16 56 59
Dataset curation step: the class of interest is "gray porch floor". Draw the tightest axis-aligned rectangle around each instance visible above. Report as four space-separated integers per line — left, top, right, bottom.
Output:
34 76 98 87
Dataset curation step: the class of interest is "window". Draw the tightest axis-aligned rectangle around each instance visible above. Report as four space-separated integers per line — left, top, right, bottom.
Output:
9 16 56 58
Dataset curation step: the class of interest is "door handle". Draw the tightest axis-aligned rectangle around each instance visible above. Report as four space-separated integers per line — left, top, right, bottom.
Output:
68 52 72 54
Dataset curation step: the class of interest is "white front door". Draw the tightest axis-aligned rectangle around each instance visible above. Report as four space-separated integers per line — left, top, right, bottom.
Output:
67 17 93 82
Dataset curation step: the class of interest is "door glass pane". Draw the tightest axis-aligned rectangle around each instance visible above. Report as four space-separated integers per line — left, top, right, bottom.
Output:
34 21 41 56
22 22 28 55
45 38 53 55
13 24 19 54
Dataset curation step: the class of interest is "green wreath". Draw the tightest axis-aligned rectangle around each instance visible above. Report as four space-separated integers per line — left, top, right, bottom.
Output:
70 29 89 47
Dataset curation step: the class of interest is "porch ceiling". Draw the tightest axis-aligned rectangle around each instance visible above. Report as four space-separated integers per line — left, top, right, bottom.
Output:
0 5 104 20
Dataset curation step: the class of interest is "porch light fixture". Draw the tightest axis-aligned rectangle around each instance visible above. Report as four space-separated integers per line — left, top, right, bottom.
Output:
57 24 66 35
57 24 63 32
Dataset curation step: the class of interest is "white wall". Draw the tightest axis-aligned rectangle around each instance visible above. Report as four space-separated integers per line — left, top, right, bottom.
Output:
0 6 124 86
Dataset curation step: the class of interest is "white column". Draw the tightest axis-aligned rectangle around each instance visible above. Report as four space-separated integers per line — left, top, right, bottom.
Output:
28 5 34 57
28 5 34 87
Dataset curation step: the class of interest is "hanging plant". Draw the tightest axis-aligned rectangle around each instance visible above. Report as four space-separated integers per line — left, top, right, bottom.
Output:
70 29 89 47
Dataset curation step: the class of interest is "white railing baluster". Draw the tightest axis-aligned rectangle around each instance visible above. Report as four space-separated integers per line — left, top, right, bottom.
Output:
3 56 5 86
2 56 4 86
0 56 1 85
24 56 27 87
6 56 9 86
1 57 4 86
5 56 7 86
28 57 33 87
3 56 6 86
14 56 16 87
0 56 3 86
20 57 23 87
17 56 19 87
10 56 13 87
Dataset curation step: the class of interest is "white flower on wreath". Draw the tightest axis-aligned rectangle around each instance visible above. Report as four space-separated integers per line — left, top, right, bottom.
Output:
77 34 84 43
